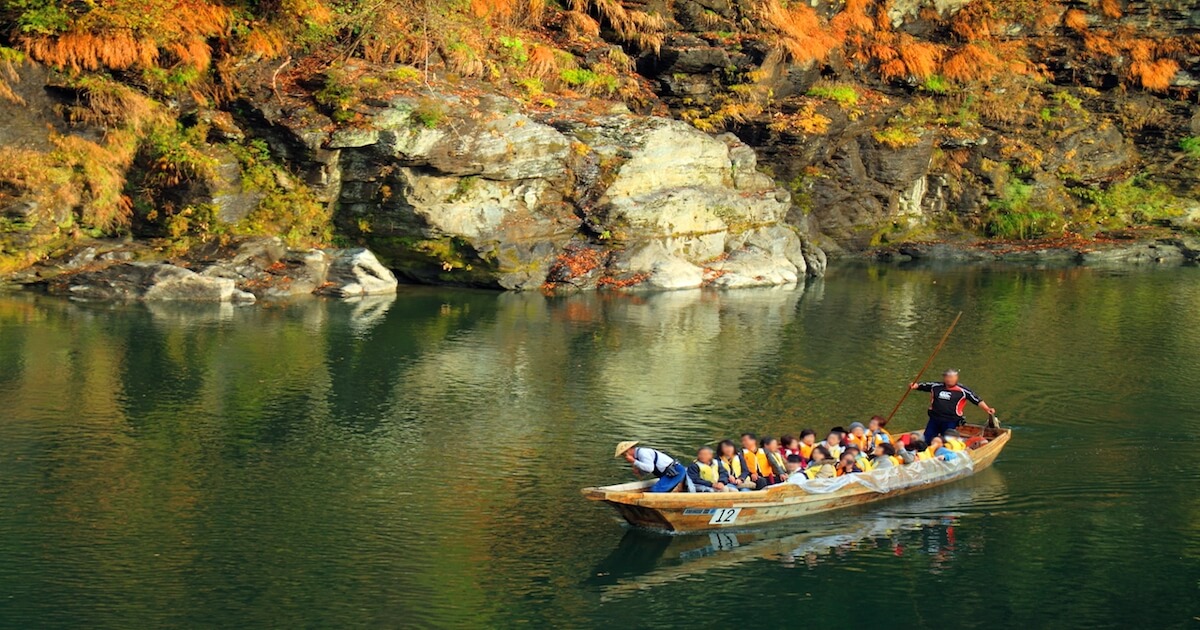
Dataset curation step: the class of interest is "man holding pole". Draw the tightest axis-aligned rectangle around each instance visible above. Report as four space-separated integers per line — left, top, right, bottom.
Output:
910 370 996 443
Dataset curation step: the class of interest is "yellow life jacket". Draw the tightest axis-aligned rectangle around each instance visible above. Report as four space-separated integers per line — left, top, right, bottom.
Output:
945 437 966 451
917 449 933 461
695 460 721 484
743 448 768 476
858 456 875 472
868 430 893 450
722 454 744 478
765 450 787 475
799 443 815 460
890 455 903 466
805 462 836 479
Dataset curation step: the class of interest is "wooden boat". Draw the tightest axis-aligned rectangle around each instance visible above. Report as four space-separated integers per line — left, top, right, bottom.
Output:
582 423 1010 532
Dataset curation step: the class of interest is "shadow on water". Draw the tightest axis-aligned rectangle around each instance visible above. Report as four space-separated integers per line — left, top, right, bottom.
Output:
587 467 1009 599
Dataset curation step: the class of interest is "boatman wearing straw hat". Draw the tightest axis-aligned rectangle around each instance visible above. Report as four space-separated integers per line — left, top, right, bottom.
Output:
910 369 996 444
614 441 687 493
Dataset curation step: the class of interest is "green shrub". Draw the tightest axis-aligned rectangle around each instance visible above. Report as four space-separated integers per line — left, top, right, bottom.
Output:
498 36 528 65
559 68 619 95
807 83 859 106
1179 136 1200 159
985 180 1064 239
920 74 951 95
315 71 357 122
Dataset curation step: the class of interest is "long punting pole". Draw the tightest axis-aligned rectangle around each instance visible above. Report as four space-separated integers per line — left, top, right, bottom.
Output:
883 311 964 426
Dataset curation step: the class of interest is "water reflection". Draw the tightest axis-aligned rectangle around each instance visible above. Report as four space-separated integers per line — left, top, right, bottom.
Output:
590 468 1008 601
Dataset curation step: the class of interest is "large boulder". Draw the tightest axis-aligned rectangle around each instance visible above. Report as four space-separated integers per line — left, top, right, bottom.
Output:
317 248 399 297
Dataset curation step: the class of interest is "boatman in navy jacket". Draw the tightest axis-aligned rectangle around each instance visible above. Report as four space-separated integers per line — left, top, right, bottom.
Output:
910 370 996 443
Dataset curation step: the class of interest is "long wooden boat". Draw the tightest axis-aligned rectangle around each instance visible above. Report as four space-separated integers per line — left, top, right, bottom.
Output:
582 423 1010 532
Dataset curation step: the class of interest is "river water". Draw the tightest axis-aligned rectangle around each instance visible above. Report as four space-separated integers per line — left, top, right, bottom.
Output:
0 264 1197 628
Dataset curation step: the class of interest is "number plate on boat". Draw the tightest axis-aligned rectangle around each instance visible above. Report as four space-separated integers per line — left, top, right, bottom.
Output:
708 508 741 525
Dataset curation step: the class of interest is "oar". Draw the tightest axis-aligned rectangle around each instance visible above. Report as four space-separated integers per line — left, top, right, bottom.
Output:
882 311 964 427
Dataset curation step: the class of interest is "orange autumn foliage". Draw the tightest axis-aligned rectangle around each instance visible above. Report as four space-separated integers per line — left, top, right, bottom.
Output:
1132 58 1179 91
1063 9 1088 31
1099 0 1123 19
759 0 839 63
896 35 942 79
942 43 1005 82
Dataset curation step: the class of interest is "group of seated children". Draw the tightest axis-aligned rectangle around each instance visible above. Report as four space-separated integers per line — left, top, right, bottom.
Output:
686 416 972 493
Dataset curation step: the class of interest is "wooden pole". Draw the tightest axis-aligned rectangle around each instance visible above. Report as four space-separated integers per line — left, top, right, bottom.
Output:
883 311 964 426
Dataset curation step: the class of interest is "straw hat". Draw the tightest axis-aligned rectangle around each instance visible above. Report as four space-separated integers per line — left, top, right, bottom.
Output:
614 441 639 457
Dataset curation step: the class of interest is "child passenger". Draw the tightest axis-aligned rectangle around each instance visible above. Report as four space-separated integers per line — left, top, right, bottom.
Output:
837 452 862 475
846 422 869 450
687 446 739 492
762 437 790 484
866 416 892 451
820 432 845 460
718 440 756 491
799 429 817 459
781 435 801 461
805 446 838 479
785 454 805 476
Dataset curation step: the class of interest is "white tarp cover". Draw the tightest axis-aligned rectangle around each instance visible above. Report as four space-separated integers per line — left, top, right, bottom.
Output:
787 455 976 494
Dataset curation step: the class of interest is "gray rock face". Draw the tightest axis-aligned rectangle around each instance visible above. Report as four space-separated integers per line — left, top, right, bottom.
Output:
317 248 399 297
305 93 824 291
60 262 257 303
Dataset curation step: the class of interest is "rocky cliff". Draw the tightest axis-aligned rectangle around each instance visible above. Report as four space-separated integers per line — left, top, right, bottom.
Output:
3 0 1200 295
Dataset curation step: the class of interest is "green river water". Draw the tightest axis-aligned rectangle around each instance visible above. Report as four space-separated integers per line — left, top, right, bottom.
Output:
0 264 1198 628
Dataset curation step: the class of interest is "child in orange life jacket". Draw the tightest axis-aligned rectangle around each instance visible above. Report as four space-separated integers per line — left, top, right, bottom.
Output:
740 433 773 489
798 429 817 460
836 452 863 475
762 437 790 484
866 416 893 451
819 431 845 460
781 435 801 461
846 422 869 450
718 440 756 491
804 446 837 479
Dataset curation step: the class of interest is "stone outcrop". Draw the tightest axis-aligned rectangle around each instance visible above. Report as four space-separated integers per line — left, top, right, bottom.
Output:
45 238 397 302
254 91 820 291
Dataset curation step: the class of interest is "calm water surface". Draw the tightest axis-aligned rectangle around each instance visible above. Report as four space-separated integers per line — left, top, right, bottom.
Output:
0 264 1198 628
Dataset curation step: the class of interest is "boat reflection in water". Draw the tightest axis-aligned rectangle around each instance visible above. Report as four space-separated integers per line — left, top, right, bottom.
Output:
589 467 1008 600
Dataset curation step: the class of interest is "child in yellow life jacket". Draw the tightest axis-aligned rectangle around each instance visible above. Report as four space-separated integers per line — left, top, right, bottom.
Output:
872 442 902 468
845 445 874 472
819 432 845 460
911 439 933 461
804 446 838 479
718 440 756 491
762 437 790 484
686 446 739 493
740 433 773 489
942 429 967 451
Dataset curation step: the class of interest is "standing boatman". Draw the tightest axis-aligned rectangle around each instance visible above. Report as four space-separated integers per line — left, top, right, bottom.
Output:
615 441 687 492
910 369 997 443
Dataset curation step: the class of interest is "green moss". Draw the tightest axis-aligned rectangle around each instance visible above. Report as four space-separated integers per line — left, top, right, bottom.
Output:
1179 136 1200 159
920 74 951 95
984 179 1064 239
1070 175 1185 226
807 83 859 107
411 99 446 128
559 68 619 95
386 65 422 83
227 140 332 247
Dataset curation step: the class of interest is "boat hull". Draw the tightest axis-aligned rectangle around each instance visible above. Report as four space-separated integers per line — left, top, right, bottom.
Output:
583 424 1010 532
